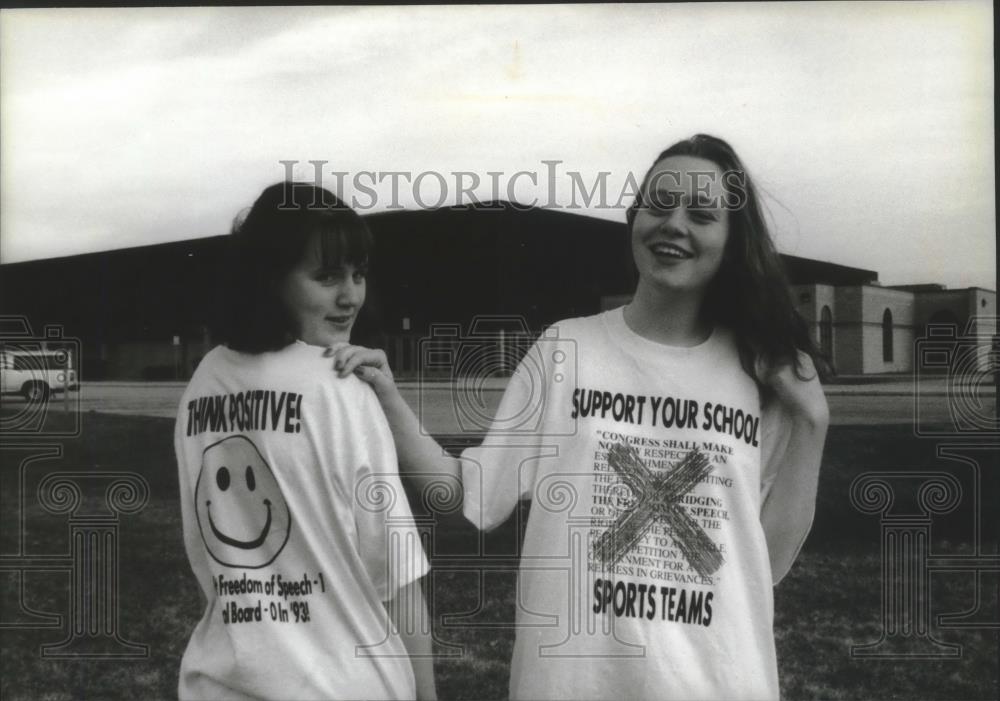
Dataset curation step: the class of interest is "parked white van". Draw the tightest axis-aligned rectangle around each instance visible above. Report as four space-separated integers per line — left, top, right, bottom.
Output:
0 348 78 402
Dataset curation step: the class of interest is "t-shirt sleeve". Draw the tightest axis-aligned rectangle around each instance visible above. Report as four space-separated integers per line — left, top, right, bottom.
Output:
759 398 817 584
759 400 792 505
174 409 203 578
174 386 217 597
461 332 570 531
353 388 431 602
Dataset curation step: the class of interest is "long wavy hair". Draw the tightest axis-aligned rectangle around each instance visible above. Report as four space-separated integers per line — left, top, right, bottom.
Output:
626 134 825 390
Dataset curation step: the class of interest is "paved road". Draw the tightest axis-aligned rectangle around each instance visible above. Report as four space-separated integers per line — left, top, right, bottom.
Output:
13 376 994 431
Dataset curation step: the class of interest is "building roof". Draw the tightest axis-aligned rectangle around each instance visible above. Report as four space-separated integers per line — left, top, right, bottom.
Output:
781 254 879 286
0 205 891 343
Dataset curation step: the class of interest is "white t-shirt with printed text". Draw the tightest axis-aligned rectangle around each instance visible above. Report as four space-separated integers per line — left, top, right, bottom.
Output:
461 308 788 701
175 342 428 700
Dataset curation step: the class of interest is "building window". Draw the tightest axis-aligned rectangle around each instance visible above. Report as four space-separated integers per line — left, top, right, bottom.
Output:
820 306 833 360
882 309 893 363
927 309 960 332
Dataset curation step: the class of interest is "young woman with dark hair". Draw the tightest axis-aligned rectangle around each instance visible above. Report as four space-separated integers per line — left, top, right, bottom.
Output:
175 182 435 700
213 183 374 353
334 135 829 700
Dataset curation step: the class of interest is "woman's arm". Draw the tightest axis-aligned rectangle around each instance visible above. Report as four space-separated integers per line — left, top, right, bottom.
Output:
333 341 554 531
385 577 437 701
759 353 830 584
328 345 462 499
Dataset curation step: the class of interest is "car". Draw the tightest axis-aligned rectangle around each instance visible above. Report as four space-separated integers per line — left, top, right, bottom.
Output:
0 347 78 402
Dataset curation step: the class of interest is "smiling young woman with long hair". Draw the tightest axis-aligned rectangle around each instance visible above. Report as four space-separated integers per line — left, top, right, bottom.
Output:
334 135 829 700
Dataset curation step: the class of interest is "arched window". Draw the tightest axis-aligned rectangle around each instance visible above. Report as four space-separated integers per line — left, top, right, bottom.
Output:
820 306 833 360
882 309 893 363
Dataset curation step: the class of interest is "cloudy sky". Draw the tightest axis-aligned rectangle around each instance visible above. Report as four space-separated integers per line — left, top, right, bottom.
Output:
1 2 994 290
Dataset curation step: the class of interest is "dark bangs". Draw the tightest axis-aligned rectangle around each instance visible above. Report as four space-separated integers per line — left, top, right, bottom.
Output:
311 209 373 271
210 182 374 354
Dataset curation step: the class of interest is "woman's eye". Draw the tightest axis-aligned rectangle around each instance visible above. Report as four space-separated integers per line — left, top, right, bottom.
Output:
645 193 677 215
313 266 366 284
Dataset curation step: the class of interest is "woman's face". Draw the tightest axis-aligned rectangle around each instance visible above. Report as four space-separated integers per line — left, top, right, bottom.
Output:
278 237 367 347
630 154 730 297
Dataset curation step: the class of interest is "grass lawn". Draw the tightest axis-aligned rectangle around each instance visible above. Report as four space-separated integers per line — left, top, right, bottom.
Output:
1 411 997 700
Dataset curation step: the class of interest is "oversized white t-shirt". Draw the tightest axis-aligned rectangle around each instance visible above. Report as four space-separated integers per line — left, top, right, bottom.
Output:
461 308 788 701
175 342 429 701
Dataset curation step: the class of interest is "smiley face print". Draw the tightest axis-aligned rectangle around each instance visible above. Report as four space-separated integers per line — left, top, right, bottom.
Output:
194 435 292 568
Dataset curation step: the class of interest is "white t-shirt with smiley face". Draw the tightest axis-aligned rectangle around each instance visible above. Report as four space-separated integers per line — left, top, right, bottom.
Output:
175 342 428 701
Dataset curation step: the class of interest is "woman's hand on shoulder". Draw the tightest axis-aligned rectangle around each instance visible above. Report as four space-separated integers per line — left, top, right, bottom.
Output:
759 351 830 429
324 343 396 398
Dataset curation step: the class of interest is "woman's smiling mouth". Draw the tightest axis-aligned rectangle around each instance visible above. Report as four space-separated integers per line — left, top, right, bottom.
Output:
649 242 694 260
